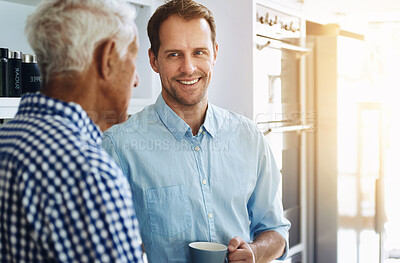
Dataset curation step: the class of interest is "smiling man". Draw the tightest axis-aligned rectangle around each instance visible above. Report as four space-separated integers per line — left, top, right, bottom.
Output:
102 0 290 262
149 15 214 136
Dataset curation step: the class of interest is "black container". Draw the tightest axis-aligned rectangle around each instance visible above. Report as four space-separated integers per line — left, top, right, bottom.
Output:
22 54 41 94
0 48 8 97
8 50 22 97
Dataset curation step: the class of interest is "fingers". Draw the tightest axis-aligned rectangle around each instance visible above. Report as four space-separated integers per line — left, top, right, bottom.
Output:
227 237 255 263
228 236 246 252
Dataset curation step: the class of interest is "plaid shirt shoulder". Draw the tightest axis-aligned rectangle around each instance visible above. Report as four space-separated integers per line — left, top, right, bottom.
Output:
0 93 143 263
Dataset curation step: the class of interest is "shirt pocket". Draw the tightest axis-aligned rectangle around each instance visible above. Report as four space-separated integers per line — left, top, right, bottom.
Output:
146 185 192 237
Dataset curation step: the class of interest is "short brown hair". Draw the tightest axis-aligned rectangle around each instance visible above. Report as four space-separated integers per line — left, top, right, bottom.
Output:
147 0 216 58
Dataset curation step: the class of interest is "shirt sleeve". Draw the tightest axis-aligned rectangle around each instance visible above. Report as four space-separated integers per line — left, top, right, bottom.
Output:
19 146 144 263
247 132 291 260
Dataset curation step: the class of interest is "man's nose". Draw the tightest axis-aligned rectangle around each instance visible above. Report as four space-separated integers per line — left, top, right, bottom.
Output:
180 56 196 75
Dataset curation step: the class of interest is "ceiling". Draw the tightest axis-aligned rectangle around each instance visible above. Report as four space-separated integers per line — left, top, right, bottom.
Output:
304 0 400 26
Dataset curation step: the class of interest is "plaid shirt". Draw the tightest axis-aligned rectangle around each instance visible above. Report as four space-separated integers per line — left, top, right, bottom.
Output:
0 93 143 263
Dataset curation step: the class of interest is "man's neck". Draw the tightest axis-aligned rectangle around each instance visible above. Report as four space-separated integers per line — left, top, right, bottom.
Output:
180 104 207 136
162 93 208 136
40 72 110 132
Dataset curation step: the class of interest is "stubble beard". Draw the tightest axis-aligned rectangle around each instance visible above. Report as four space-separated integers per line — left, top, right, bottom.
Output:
163 75 209 107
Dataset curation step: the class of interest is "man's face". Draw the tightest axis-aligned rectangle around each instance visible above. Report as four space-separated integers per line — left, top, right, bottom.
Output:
149 15 218 107
112 40 139 122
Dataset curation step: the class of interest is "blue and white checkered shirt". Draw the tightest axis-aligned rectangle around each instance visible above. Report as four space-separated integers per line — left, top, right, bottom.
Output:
0 93 143 263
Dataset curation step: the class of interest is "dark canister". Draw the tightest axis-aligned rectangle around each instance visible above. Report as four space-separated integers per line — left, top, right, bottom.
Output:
8 50 22 97
0 48 8 97
22 54 41 94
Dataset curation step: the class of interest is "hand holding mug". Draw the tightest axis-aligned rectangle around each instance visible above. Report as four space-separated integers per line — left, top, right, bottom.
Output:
227 236 255 263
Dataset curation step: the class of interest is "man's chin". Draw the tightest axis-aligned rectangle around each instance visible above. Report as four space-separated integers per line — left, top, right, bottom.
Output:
176 89 207 105
176 95 207 106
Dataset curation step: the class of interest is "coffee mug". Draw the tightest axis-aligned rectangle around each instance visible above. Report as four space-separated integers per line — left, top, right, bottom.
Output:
189 242 228 263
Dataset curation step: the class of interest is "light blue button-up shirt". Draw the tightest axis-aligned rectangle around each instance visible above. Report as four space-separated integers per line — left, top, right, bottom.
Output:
102 94 290 263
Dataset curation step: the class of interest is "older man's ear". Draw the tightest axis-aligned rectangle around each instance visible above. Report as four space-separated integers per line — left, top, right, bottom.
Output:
94 39 118 80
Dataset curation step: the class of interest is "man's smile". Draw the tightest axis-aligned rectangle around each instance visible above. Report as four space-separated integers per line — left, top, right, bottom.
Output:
177 78 201 85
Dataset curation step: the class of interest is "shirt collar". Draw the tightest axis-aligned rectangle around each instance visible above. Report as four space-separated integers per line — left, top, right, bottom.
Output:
202 103 215 138
155 94 216 140
17 92 102 145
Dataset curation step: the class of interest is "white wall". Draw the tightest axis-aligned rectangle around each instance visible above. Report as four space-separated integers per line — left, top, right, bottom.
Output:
197 0 255 118
131 4 158 100
0 1 36 54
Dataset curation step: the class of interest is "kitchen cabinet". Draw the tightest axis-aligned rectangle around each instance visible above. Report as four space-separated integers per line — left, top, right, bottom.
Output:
0 0 159 119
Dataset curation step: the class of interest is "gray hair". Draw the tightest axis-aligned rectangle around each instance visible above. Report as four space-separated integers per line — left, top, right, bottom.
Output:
25 0 137 83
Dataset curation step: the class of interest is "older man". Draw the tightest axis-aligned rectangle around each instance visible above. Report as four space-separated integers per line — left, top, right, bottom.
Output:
102 0 290 262
0 0 143 262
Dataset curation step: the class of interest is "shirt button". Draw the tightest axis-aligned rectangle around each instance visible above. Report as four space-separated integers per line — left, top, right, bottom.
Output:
202 131 206 134
208 213 213 219
194 146 200 151
202 179 207 185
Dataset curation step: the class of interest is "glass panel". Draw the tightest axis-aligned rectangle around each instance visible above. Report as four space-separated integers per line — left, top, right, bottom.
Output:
337 175 357 217
337 35 380 263
366 22 400 262
337 21 400 263
338 229 357 263
359 230 379 263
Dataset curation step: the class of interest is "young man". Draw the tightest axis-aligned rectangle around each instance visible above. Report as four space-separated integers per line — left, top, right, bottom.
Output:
102 0 290 262
0 0 143 262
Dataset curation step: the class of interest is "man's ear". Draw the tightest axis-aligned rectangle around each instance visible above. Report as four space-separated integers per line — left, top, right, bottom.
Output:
212 42 219 66
148 48 160 73
97 39 117 79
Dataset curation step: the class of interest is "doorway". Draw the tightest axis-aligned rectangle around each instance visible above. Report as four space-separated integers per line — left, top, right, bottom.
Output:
337 23 400 263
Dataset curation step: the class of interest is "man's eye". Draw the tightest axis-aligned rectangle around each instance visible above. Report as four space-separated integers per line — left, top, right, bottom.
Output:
195 51 205 55
169 53 179 57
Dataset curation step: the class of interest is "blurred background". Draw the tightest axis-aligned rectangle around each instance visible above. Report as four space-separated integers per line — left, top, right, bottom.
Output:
305 1 400 262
